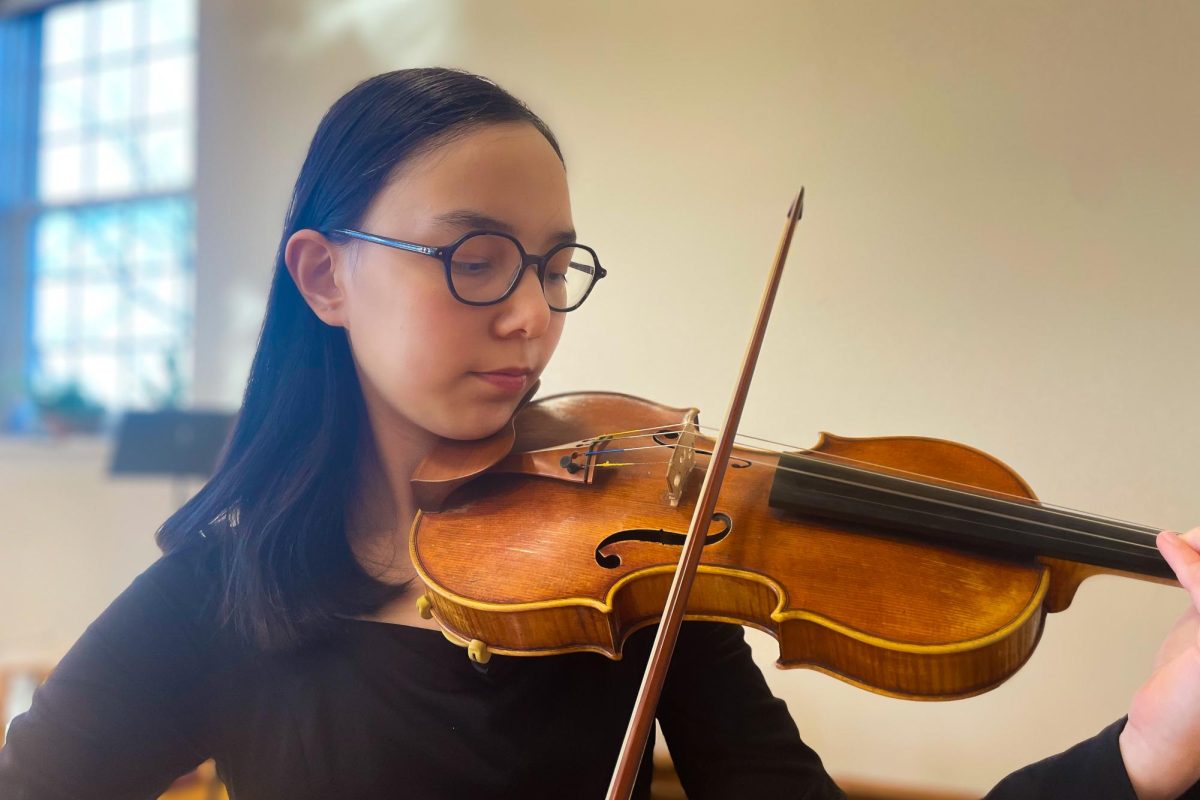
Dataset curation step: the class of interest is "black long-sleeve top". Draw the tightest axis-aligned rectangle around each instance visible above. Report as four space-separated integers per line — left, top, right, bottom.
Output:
0 541 1182 799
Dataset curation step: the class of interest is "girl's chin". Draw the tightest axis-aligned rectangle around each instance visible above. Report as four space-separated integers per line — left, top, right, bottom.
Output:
432 406 518 442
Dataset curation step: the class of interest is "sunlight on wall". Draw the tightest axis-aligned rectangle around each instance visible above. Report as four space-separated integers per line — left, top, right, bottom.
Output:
259 0 458 65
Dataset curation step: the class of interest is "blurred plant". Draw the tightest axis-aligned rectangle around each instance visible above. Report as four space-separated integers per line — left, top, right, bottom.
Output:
32 382 106 436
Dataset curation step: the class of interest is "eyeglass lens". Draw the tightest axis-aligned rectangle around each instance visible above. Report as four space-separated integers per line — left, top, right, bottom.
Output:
449 234 597 310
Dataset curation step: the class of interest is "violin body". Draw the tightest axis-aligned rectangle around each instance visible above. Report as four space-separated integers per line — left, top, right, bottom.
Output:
409 392 1169 701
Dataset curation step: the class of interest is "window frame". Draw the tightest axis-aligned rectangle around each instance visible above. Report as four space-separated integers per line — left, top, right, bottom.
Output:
0 0 197 435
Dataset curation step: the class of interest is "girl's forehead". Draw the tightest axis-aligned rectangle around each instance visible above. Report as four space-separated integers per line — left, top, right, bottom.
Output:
395 123 563 192
367 123 572 238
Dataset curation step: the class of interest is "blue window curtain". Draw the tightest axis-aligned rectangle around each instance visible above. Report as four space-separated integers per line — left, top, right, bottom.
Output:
0 12 41 431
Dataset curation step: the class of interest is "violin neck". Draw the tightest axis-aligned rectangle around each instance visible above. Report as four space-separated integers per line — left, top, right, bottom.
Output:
767 452 1172 581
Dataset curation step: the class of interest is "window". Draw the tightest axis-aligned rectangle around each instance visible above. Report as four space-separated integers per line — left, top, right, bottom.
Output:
0 0 196 432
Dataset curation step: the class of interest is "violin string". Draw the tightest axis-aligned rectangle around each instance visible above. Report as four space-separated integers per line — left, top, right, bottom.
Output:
762 458 1163 554
569 425 1162 539
580 423 1146 529
582 447 1163 556
731 444 1160 548
546 420 1164 545
559 432 1163 552
582 428 1163 539
579 431 1163 540
755 449 1160 540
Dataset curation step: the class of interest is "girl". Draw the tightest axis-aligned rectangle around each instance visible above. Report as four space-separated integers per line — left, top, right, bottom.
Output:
2 67 1199 799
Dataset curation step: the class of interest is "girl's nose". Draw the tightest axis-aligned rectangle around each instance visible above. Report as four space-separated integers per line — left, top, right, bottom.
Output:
493 264 552 338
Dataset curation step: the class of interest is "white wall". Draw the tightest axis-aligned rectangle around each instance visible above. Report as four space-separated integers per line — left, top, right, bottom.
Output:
0 438 176 662
2 0 1196 794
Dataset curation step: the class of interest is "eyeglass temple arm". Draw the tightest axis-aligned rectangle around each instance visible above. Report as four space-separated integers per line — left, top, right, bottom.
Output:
329 228 439 257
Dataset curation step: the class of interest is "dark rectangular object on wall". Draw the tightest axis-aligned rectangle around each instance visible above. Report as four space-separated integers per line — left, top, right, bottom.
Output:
110 410 236 478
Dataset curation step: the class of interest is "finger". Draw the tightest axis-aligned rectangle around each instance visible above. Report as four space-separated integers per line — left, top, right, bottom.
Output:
1180 527 1200 550
1159 532 1200 613
1159 527 1200 554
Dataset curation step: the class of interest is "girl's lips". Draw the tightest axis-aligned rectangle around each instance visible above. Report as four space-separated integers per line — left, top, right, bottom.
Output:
471 371 529 393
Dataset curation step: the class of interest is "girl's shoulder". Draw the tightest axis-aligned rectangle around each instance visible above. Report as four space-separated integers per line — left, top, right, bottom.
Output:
81 538 238 670
0 541 234 796
133 539 227 631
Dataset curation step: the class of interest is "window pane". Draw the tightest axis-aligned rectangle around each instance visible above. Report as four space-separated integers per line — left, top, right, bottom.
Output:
39 142 85 201
79 352 120 408
148 0 196 47
144 53 193 119
130 300 173 340
34 278 74 344
36 212 79 277
142 274 184 316
130 199 189 275
43 3 88 69
141 125 192 188
97 0 137 57
79 279 122 343
40 75 86 136
130 201 171 268
77 206 125 279
95 62 135 125
93 134 137 195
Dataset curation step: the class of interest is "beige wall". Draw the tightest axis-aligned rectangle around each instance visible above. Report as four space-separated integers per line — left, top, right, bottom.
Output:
0 439 177 662
2 0 1197 794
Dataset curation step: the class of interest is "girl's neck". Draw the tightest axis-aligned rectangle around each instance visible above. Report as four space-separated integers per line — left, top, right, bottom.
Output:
346 405 438 586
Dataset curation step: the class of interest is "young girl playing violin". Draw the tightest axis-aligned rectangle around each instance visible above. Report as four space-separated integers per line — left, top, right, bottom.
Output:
2 67 1199 800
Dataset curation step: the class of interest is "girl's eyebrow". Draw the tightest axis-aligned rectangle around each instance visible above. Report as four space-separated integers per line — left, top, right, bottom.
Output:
433 209 577 245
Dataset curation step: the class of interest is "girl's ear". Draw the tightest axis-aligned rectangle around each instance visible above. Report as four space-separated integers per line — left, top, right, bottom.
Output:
285 229 350 328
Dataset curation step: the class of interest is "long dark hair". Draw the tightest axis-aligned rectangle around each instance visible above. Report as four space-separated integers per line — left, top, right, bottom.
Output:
157 68 563 652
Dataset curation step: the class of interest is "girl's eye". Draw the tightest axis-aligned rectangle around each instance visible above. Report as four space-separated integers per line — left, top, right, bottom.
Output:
451 260 496 277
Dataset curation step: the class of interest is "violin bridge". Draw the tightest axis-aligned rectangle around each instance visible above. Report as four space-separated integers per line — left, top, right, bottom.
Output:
665 409 700 507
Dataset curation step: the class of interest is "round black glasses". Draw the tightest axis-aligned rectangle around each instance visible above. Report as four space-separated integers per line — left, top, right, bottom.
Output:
327 228 606 312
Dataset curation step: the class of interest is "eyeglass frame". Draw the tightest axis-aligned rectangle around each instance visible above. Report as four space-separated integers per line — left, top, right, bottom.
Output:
324 227 606 312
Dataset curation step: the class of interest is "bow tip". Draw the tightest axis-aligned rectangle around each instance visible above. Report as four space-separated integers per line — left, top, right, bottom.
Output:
787 188 805 220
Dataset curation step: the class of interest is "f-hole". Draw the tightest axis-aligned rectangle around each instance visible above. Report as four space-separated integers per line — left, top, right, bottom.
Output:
595 513 734 569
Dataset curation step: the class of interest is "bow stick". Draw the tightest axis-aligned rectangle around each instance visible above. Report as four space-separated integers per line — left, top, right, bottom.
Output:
605 189 806 799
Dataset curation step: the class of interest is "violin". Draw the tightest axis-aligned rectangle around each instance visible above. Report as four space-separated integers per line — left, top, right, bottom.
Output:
404 190 1179 798
407 390 1174 698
